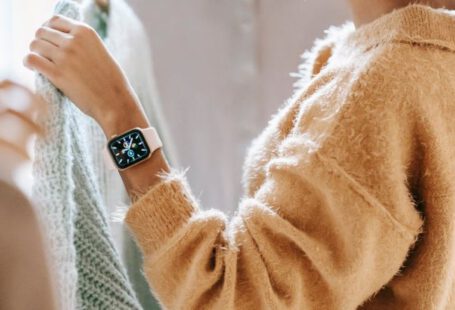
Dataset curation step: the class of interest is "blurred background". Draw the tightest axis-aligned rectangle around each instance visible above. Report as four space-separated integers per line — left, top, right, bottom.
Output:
130 0 351 214
0 0 351 212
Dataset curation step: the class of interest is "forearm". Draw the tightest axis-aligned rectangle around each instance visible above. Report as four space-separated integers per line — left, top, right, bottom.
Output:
23 15 171 199
125 147 423 309
97 94 171 198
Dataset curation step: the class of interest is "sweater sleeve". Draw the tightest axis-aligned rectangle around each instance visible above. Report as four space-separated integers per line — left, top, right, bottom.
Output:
125 119 425 309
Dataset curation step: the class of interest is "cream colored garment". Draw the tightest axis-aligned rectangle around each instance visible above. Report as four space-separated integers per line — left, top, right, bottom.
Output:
33 1 141 308
125 4 455 309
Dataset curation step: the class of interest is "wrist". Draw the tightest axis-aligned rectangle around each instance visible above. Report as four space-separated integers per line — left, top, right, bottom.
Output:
97 97 150 138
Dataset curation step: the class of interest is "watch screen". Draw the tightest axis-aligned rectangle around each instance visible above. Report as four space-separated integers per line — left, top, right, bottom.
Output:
108 129 151 169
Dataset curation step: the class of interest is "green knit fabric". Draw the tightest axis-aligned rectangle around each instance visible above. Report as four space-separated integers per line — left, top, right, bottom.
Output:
85 3 162 309
34 1 142 309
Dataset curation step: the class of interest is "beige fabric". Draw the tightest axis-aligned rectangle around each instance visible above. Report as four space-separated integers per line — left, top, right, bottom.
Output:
0 182 57 310
125 5 455 309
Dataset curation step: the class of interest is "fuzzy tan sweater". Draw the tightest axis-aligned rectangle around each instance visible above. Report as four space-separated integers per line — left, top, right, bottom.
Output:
125 4 455 309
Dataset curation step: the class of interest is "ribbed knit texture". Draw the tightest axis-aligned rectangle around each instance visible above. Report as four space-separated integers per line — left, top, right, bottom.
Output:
33 1 141 309
125 4 455 309
32 3 80 308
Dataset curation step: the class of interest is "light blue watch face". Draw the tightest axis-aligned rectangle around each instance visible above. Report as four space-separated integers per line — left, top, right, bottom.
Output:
108 129 151 169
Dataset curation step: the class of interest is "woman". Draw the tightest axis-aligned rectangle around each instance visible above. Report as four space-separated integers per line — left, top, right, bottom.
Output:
23 0 455 308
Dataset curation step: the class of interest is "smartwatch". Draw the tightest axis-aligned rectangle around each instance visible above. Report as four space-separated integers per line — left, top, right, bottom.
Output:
104 127 162 170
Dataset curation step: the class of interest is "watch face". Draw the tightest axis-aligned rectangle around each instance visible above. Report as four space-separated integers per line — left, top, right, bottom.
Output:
108 129 151 169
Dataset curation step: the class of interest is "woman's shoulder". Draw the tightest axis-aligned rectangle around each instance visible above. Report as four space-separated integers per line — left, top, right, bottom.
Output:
356 39 455 109
292 22 356 91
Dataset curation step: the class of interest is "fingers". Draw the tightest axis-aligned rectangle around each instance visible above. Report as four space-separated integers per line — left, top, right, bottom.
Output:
23 52 57 81
35 26 68 47
0 113 37 160
44 15 97 41
0 80 15 114
0 82 44 160
0 80 45 134
29 39 58 62
46 14 77 33
0 80 43 114
0 80 14 88
0 140 30 160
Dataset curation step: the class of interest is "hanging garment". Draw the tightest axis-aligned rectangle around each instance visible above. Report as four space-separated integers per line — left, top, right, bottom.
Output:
33 1 141 309
82 0 178 309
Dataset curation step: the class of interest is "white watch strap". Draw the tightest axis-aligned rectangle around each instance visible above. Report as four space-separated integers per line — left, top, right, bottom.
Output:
104 127 163 170
143 127 163 151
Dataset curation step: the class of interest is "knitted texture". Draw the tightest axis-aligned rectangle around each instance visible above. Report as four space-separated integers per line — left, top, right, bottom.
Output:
125 4 455 310
33 1 141 309
33 3 79 309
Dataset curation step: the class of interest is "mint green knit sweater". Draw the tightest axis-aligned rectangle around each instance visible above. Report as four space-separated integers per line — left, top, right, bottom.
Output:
33 1 141 309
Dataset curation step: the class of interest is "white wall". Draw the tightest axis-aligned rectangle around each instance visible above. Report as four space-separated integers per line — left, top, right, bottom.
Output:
0 0 56 86
128 0 352 213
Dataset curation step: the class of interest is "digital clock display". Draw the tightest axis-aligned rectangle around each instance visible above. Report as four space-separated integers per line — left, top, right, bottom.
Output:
108 129 151 169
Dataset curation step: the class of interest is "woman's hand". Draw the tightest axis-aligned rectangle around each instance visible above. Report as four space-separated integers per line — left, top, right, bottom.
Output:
24 15 145 135
0 80 44 195
24 15 169 196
